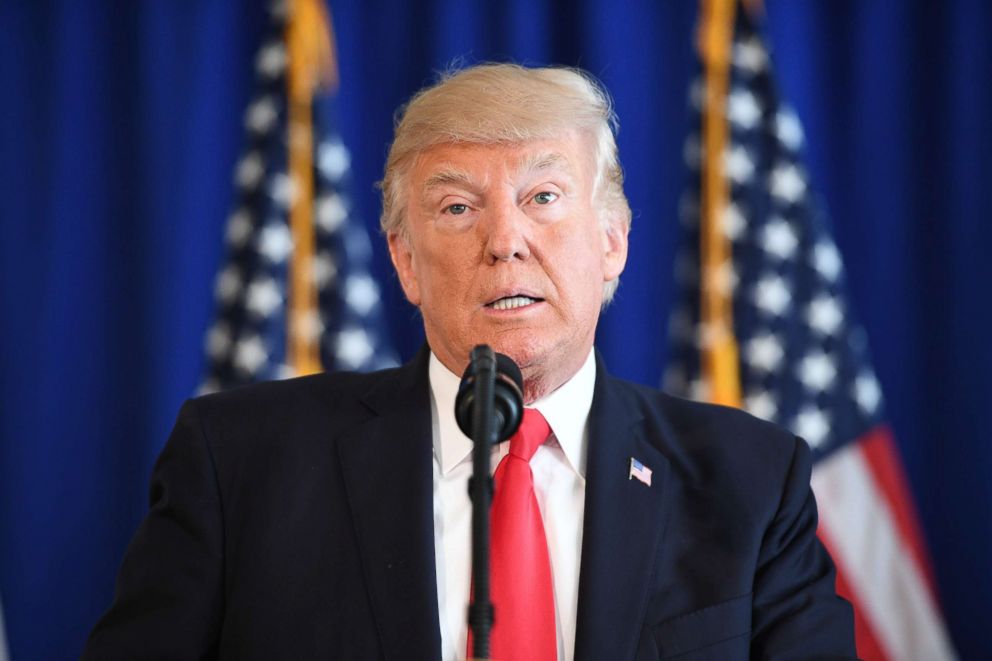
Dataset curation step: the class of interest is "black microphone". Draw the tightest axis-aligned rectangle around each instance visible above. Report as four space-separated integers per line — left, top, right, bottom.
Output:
455 347 524 443
457 345 524 659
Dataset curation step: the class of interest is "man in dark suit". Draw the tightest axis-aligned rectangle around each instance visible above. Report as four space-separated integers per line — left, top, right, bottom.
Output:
84 64 855 660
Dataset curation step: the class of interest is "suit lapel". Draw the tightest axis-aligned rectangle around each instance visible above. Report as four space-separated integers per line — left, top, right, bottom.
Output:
574 360 673 661
336 347 442 660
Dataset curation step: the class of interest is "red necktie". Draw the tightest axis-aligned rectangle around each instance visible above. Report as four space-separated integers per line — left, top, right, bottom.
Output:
488 408 556 661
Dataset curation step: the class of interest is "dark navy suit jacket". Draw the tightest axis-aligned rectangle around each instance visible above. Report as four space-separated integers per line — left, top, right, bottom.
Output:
84 348 856 660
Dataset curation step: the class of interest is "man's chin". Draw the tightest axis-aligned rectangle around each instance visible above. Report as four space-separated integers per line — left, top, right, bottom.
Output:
486 339 578 401
483 337 545 371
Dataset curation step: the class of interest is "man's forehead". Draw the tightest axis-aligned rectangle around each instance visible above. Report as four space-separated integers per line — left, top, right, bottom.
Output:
415 136 590 190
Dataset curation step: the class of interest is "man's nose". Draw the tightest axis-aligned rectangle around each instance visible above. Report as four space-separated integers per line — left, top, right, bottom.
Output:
482 199 531 264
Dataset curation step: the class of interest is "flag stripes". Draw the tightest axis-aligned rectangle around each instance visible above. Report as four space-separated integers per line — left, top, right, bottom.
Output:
813 440 955 659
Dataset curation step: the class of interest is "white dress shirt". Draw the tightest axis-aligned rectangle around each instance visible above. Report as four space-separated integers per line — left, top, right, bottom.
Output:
429 350 595 661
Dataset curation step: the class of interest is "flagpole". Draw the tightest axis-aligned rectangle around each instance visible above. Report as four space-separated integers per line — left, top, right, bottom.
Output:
285 0 336 376
697 0 742 407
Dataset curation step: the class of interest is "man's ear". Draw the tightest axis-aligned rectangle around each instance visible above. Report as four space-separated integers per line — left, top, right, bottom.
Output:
387 231 422 306
601 217 629 283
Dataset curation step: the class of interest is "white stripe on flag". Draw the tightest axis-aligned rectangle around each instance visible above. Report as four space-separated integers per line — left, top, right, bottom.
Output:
812 443 957 661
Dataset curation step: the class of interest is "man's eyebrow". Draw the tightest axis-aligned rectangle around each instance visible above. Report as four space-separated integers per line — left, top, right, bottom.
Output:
420 152 572 196
518 151 571 175
422 167 477 194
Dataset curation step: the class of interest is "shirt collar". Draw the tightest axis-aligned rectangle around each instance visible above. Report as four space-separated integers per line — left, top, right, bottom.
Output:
429 349 596 478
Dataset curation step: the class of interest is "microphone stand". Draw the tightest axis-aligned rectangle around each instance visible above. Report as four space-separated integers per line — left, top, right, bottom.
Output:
467 345 496 660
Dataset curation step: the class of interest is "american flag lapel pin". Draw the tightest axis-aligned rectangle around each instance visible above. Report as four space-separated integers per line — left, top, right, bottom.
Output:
628 457 652 486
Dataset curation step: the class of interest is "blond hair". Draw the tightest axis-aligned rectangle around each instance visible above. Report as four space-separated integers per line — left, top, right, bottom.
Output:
379 63 631 302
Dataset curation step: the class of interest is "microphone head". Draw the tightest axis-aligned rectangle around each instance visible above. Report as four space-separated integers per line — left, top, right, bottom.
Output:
455 349 524 443
493 352 523 393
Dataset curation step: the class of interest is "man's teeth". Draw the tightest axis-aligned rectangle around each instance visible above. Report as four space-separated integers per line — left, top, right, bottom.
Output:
491 296 537 311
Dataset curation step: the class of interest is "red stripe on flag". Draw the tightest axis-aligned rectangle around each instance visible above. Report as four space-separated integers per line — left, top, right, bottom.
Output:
820 523 888 661
859 425 939 600
813 437 955 659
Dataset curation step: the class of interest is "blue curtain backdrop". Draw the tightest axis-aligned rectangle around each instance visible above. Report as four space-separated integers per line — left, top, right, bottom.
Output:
1 1 989 659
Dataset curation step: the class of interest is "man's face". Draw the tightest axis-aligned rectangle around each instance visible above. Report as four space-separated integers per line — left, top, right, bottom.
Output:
388 131 628 401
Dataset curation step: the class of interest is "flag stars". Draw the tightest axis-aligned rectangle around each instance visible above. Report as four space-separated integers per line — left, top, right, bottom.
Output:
268 0 289 19
761 218 799 260
236 151 265 190
258 223 293 263
234 335 268 375
807 294 844 336
798 351 837 392
689 77 706 110
707 260 738 295
688 378 710 402
246 277 282 318
746 333 785 373
255 42 287 79
336 328 375 368
724 145 756 183
855 372 883 414
721 202 746 240
683 134 702 169
745 391 778 421
268 173 299 209
769 163 806 203
202 8 399 390
727 88 762 130
205 322 232 359
753 274 792 316
245 95 278 134
794 406 830 448
198 378 220 396
775 108 804 151
813 240 843 282
316 193 348 234
697 321 733 350
226 209 253 248
733 37 768 74
318 140 351 181
312 251 338 288
344 274 380 316
292 308 325 343
215 265 243 303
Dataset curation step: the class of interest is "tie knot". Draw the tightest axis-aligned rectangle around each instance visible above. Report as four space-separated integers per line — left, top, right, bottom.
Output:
509 408 551 462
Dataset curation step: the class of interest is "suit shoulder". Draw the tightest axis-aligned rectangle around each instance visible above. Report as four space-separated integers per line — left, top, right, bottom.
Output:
187 366 406 440
609 377 803 482
195 368 392 406
614 378 790 439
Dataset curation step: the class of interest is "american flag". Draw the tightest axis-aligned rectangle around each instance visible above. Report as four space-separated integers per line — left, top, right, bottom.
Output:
201 0 397 393
628 458 653 487
664 4 956 659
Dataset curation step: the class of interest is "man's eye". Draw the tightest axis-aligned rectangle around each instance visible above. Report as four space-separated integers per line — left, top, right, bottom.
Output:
533 191 559 205
445 204 469 215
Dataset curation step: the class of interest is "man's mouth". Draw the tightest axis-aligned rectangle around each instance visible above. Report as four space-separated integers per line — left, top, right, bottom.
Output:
486 295 543 311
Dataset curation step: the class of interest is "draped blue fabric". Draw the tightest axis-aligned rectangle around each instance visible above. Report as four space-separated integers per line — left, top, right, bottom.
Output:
1 1 989 658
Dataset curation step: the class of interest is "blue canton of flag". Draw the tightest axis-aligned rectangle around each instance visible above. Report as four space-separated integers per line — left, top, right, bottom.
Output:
664 12 883 458
201 0 397 393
